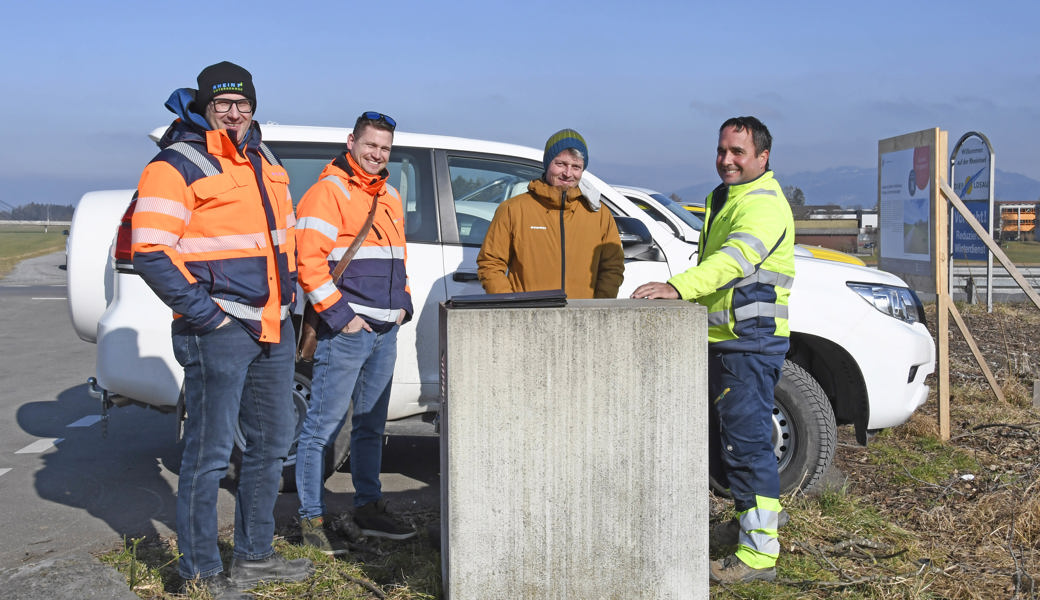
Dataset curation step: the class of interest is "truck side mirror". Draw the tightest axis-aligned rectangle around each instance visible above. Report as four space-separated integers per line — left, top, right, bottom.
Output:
615 216 655 259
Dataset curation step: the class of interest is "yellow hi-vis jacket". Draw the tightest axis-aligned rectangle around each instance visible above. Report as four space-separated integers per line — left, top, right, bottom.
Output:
668 171 795 353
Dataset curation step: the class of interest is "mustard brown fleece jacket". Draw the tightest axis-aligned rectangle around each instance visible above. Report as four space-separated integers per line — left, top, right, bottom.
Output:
476 178 624 299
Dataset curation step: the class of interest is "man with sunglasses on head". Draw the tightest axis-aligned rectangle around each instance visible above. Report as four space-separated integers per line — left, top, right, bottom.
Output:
131 61 313 599
294 111 415 554
477 128 624 299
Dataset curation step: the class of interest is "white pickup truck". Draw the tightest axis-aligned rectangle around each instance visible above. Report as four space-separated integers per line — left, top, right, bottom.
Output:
67 124 936 494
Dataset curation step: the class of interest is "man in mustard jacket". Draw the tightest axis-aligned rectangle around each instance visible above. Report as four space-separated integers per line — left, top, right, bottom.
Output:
476 129 624 299
632 116 795 584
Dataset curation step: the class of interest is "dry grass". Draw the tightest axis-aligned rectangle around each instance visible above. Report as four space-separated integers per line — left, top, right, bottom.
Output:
708 302 1040 599
100 510 442 599
100 302 1040 599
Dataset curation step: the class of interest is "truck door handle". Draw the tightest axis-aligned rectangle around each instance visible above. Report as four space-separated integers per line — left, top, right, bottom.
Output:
452 271 479 282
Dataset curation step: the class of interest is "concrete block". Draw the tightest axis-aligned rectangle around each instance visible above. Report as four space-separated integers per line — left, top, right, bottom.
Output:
439 299 708 599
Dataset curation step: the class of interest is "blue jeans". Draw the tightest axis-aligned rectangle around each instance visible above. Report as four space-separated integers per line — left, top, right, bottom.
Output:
296 325 398 519
708 351 784 512
172 318 296 579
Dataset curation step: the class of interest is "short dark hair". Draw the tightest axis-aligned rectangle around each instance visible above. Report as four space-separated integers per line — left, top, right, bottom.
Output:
353 112 395 137
720 116 772 161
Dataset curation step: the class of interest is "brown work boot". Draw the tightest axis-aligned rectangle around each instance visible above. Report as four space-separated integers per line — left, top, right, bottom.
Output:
300 515 351 556
709 554 776 583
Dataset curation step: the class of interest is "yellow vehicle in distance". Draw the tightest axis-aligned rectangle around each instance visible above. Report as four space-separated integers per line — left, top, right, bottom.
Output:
797 244 865 266
681 202 706 218
662 191 865 266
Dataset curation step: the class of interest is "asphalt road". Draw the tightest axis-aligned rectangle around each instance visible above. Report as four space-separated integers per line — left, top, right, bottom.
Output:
0 252 439 576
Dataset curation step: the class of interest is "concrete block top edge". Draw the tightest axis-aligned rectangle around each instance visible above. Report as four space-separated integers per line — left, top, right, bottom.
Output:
441 298 700 311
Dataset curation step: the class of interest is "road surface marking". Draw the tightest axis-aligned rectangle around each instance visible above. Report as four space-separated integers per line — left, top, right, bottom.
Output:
0 468 10 478
68 415 102 428
14 438 63 454
32 297 68 301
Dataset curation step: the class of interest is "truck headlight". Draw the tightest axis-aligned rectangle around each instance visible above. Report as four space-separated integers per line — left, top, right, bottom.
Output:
847 282 926 326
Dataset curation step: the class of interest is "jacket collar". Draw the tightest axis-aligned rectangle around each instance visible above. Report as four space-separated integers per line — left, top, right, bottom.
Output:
158 87 262 155
327 152 389 197
529 178 589 212
726 170 775 197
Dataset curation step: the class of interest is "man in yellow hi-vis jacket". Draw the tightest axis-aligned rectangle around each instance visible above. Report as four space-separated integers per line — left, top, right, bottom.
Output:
632 116 795 584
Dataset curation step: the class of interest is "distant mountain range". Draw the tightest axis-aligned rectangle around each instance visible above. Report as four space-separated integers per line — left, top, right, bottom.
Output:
671 167 1040 209
4 166 1039 213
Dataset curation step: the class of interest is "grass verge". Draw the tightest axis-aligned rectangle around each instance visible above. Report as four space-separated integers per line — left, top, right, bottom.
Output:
100 510 442 599
0 223 66 278
99 303 1040 598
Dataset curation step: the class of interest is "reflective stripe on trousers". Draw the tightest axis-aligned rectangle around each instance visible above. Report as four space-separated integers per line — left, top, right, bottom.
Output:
735 495 781 568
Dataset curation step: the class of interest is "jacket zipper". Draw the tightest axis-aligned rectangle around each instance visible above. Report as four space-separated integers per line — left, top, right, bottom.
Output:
559 189 566 292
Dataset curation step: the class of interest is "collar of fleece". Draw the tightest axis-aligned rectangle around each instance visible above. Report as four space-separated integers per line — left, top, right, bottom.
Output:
529 178 599 212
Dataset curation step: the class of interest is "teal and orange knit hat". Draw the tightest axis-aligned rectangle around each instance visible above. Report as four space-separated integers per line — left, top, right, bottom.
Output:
543 129 588 172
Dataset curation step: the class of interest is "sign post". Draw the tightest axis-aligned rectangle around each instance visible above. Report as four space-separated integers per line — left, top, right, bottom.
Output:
879 128 949 437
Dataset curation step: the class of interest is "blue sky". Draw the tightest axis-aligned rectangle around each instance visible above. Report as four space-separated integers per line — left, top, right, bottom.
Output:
2 0 1038 206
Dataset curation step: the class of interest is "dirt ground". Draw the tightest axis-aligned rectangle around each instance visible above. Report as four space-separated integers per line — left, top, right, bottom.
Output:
828 302 1040 598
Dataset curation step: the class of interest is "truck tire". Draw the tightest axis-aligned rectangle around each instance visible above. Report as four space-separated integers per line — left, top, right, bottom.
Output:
226 363 352 492
709 360 837 496
774 360 836 495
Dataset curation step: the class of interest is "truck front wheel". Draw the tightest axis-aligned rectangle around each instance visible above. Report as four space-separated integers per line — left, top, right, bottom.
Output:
709 360 837 496
774 360 837 494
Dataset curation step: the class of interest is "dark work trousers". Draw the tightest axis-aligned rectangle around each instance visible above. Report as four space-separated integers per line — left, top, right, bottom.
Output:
707 350 785 512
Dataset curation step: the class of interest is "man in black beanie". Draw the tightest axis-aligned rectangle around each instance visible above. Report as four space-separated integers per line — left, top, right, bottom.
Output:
130 61 312 598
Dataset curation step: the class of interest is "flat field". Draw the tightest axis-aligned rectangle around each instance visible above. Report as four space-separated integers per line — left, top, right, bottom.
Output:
0 223 66 278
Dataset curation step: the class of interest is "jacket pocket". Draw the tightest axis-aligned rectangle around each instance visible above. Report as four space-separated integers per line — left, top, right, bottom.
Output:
264 167 291 207
191 172 240 206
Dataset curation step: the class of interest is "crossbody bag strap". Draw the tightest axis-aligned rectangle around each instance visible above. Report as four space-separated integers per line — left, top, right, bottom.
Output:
324 175 382 281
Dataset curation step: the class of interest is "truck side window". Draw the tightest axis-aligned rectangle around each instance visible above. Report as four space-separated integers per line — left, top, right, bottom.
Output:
446 156 542 246
272 142 438 243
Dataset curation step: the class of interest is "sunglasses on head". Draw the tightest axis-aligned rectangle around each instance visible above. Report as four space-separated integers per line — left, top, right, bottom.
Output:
361 111 396 129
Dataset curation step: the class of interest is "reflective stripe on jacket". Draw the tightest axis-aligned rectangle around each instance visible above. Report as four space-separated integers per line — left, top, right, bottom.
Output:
131 116 296 343
668 171 794 353
294 153 412 333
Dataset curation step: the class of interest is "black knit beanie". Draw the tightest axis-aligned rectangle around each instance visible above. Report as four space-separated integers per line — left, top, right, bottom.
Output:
192 61 256 114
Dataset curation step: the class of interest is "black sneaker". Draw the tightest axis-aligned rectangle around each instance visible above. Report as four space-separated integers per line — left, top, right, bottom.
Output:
182 573 254 599
353 499 416 540
300 515 351 556
229 553 314 589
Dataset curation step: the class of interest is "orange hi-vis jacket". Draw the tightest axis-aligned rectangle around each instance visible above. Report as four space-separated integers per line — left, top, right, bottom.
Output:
131 116 296 344
295 153 412 333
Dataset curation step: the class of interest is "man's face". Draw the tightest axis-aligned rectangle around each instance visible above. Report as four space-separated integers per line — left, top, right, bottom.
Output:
204 93 253 141
347 125 394 175
716 125 768 185
545 150 585 188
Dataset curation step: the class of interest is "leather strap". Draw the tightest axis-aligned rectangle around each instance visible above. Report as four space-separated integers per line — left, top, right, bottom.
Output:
326 177 382 281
